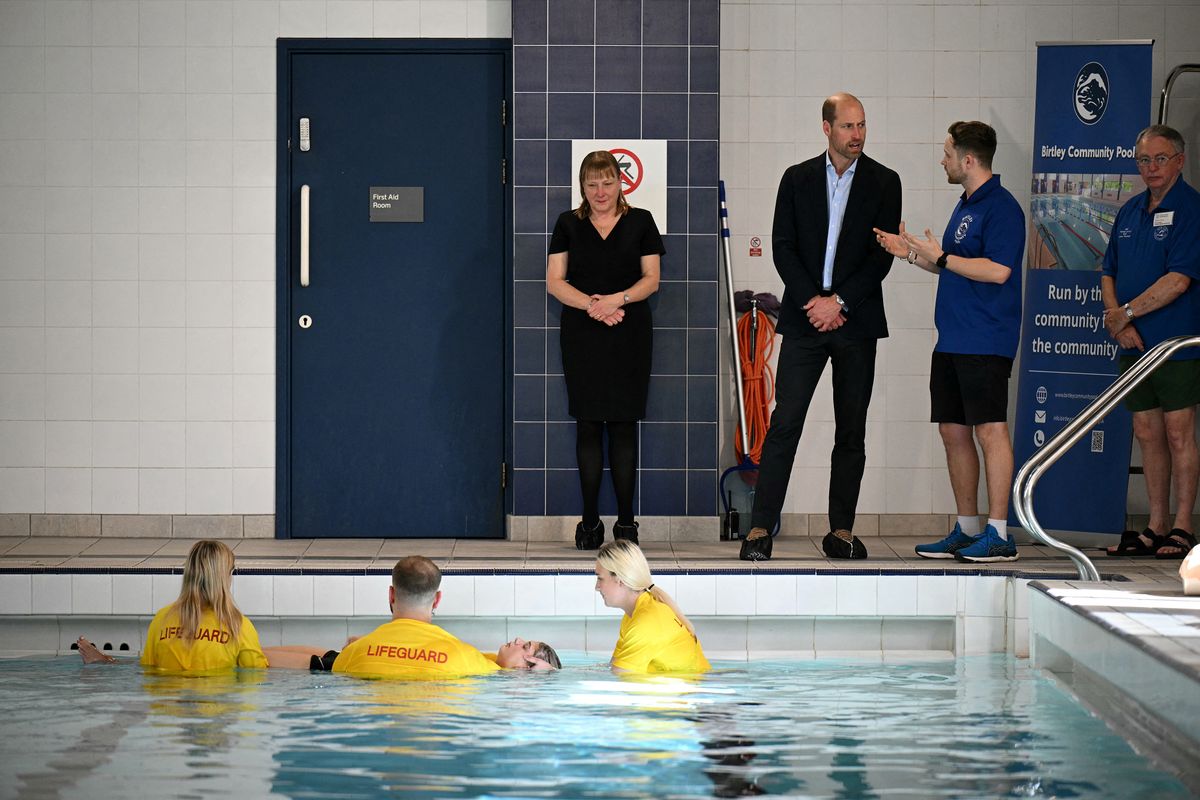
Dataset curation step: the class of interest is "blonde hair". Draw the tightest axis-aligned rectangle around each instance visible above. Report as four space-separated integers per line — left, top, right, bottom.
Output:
596 539 697 637
574 150 631 219
171 540 242 641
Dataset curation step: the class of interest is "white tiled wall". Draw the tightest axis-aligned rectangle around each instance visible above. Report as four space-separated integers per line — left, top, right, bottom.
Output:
0 0 511 514
3 1 1197 518
0 571 1026 658
720 0 1200 516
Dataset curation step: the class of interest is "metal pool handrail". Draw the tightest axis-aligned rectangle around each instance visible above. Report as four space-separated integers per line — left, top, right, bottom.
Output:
1158 63 1200 125
1013 335 1200 581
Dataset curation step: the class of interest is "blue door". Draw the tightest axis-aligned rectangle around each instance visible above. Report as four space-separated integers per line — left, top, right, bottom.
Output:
277 41 510 538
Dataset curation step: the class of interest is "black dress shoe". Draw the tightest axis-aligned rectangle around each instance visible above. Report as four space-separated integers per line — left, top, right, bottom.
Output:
739 534 773 561
822 530 867 560
575 520 604 550
613 521 639 544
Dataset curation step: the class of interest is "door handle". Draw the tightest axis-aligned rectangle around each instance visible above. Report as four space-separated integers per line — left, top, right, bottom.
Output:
300 184 311 287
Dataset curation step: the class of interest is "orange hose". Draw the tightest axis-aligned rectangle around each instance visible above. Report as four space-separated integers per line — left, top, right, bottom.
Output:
734 310 776 466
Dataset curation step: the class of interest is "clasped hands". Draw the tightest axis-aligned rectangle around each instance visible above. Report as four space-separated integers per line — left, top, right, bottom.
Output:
587 293 625 326
804 295 845 332
1102 306 1144 351
872 221 943 266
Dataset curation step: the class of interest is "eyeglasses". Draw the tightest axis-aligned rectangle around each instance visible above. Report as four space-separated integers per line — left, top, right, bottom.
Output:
1135 153 1181 168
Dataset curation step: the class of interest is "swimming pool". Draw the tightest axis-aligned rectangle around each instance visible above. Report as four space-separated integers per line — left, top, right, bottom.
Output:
0 655 1188 798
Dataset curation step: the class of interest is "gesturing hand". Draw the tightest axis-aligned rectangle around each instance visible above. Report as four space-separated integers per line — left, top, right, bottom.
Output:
873 222 911 260
902 227 943 265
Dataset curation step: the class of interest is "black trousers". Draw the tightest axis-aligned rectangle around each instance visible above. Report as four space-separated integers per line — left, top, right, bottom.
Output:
750 333 877 533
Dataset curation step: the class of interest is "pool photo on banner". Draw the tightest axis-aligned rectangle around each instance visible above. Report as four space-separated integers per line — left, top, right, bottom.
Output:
1011 40 1152 536
1029 172 1143 271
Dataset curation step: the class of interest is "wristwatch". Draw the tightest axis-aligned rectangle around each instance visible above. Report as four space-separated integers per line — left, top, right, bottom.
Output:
935 252 949 270
833 293 848 315
1122 303 1135 320
623 293 631 305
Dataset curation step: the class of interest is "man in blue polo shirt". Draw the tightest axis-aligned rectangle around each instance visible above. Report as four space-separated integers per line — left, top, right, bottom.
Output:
874 121 1025 562
1100 125 1200 561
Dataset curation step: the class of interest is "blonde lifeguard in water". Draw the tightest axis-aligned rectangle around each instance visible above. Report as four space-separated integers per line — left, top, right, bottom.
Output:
78 539 268 672
594 539 709 674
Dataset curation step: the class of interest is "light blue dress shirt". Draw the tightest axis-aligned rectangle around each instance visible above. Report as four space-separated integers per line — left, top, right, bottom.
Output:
822 154 858 290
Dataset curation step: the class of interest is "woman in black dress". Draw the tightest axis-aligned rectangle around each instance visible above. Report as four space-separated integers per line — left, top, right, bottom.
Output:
546 151 664 549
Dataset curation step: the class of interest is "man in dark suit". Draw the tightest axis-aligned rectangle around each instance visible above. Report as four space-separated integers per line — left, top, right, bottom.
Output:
742 93 901 561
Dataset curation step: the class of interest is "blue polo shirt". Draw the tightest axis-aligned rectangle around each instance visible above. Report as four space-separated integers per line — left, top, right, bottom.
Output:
934 175 1026 358
1101 178 1200 360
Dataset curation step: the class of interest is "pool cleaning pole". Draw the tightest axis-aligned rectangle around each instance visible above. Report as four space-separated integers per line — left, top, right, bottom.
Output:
719 181 751 460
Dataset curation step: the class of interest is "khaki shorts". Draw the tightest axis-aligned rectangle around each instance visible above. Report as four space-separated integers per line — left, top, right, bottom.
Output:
1119 356 1200 412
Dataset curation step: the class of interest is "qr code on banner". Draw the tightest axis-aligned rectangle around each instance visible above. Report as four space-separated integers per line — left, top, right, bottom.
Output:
1091 430 1104 453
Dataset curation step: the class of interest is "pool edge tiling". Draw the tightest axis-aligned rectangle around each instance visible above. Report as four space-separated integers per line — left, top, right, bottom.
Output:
1029 581 1200 735
1029 581 1200 794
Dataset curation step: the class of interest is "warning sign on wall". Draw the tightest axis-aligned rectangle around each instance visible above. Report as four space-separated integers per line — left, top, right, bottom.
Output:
570 139 668 232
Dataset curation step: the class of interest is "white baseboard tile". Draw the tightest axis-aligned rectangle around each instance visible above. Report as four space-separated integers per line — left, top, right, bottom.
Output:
583 616 621 654
0 574 32 614
814 618 882 653
747 616 815 655
111 573 152 615
0 574 1048 664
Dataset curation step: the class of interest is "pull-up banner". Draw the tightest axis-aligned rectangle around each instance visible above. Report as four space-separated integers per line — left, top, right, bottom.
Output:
1011 40 1152 535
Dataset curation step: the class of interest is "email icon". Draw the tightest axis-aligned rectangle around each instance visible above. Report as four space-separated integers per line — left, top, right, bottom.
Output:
1034 410 1046 424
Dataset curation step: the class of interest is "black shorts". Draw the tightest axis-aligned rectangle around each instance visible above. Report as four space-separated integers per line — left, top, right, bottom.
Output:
930 352 1013 425
309 650 339 671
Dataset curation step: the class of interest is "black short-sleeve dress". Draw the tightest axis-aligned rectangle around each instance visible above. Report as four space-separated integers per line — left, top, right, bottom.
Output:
548 207 665 421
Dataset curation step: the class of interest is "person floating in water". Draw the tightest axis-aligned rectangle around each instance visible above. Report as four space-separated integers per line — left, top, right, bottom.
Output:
253 556 560 676
79 552 559 675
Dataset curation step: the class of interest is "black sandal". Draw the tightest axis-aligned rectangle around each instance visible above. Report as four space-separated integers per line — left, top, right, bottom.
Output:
1154 529 1197 560
1105 528 1161 557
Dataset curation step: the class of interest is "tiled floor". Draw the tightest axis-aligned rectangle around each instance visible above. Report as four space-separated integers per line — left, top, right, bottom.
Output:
0 534 1189 587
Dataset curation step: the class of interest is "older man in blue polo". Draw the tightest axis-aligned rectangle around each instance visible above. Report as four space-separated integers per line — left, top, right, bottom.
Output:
1101 124 1200 561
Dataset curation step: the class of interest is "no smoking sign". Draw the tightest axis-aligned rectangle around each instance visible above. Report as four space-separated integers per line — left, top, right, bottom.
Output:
610 148 643 194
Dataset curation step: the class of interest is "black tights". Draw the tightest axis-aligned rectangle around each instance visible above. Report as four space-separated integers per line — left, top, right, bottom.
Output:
576 420 638 526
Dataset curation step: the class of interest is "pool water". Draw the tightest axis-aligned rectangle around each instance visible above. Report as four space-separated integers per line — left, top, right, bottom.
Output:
0 655 1189 798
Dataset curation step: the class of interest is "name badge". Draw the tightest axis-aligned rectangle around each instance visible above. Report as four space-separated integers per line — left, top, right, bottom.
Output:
1153 211 1174 226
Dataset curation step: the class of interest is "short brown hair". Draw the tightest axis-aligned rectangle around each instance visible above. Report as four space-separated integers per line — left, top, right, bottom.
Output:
948 121 997 169
392 556 441 604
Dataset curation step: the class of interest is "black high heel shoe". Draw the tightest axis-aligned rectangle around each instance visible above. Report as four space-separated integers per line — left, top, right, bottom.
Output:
613 521 639 545
575 520 604 550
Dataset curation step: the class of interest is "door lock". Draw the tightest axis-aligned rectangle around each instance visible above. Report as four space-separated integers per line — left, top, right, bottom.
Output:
298 314 312 329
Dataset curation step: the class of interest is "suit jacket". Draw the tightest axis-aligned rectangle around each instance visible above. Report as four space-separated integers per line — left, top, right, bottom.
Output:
771 152 902 340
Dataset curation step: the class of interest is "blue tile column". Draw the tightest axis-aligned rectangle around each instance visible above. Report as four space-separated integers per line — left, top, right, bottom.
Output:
512 0 719 518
